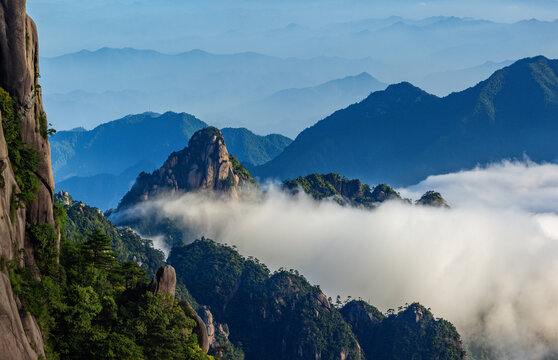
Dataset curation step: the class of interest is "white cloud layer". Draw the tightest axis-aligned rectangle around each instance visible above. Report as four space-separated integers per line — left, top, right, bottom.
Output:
127 161 558 359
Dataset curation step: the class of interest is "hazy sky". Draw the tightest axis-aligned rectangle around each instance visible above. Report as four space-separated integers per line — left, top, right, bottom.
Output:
32 0 558 132
28 0 558 57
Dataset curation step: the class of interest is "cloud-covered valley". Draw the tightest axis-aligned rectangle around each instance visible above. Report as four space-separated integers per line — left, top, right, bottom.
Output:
124 161 558 359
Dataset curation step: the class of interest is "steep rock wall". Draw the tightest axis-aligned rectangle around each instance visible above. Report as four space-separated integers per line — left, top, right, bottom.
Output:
0 0 55 358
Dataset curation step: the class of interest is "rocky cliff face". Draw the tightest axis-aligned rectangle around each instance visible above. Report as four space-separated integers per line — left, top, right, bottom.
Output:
198 306 234 353
118 126 254 210
0 1 55 358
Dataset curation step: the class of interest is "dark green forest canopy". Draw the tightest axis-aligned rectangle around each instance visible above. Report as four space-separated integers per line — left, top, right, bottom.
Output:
55 191 165 275
283 172 404 206
168 238 465 360
8 220 211 359
340 300 465 360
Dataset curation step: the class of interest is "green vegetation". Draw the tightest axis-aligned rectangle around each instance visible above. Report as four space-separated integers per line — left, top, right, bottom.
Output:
341 300 465 360
0 87 40 207
169 238 362 360
416 191 449 208
37 112 55 138
373 303 464 359
168 239 466 360
229 154 258 187
6 216 212 360
56 192 165 275
221 127 292 167
254 56 558 187
370 184 403 202
283 173 404 207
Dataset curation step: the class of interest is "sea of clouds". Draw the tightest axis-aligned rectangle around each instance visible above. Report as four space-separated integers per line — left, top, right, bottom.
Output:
123 160 558 359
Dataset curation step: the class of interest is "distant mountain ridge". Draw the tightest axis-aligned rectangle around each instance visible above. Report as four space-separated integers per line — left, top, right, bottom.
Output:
51 112 291 209
255 56 558 186
41 47 382 132
220 128 292 167
52 111 207 180
224 72 386 136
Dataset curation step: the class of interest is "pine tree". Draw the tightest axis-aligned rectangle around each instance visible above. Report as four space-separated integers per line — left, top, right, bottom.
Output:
81 229 117 269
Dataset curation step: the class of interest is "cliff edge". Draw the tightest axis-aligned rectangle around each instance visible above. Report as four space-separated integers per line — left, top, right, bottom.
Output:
0 0 56 358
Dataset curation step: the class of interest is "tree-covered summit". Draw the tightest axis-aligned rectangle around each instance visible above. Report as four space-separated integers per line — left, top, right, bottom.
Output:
55 191 165 275
283 173 405 207
168 238 466 360
341 300 465 360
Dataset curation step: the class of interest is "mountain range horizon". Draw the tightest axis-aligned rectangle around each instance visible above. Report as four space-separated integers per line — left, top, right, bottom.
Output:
3 1 558 359
38 13 558 135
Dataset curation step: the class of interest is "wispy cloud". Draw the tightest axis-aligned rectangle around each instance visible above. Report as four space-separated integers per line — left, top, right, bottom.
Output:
125 161 558 359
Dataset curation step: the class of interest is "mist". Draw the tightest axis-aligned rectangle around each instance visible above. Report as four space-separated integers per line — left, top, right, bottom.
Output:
28 0 558 57
32 0 558 132
121 161 558 359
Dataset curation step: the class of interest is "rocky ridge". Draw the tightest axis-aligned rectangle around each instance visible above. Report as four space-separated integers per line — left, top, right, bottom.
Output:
0 1 56 358
117 126 255 210
283 173 445 207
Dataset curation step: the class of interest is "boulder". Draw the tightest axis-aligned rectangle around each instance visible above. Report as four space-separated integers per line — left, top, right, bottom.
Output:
147 265 177 298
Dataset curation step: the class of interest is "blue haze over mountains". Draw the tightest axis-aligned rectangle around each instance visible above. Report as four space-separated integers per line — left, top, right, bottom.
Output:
255 56 558 186
31 0 558 136
50 112 292 209
18 1 558 358
51 56 558 211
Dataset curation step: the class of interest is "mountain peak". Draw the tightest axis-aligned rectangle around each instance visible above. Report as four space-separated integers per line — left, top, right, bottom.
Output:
384 81 426 94
466 55 558 120
357 81 436 111
496 55 550 73
117 127 254 210
187 126 225 152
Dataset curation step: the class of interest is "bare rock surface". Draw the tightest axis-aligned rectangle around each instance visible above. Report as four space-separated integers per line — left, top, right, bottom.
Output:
117 126 243 209
0 0 56 357
147 265 177 298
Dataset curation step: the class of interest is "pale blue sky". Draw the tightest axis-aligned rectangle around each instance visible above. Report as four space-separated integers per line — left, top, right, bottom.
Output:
28 0 558 57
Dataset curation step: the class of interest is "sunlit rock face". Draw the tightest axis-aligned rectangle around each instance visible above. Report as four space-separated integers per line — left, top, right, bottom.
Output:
117 126 245 210
0 0 56 358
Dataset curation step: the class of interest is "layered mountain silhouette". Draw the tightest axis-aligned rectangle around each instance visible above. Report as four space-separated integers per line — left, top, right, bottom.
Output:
41 48 381 131
117 127 255 211
52 112 207 180
222 72 386 136
51 112 291 209
255 56 558 186
220 127 292 167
